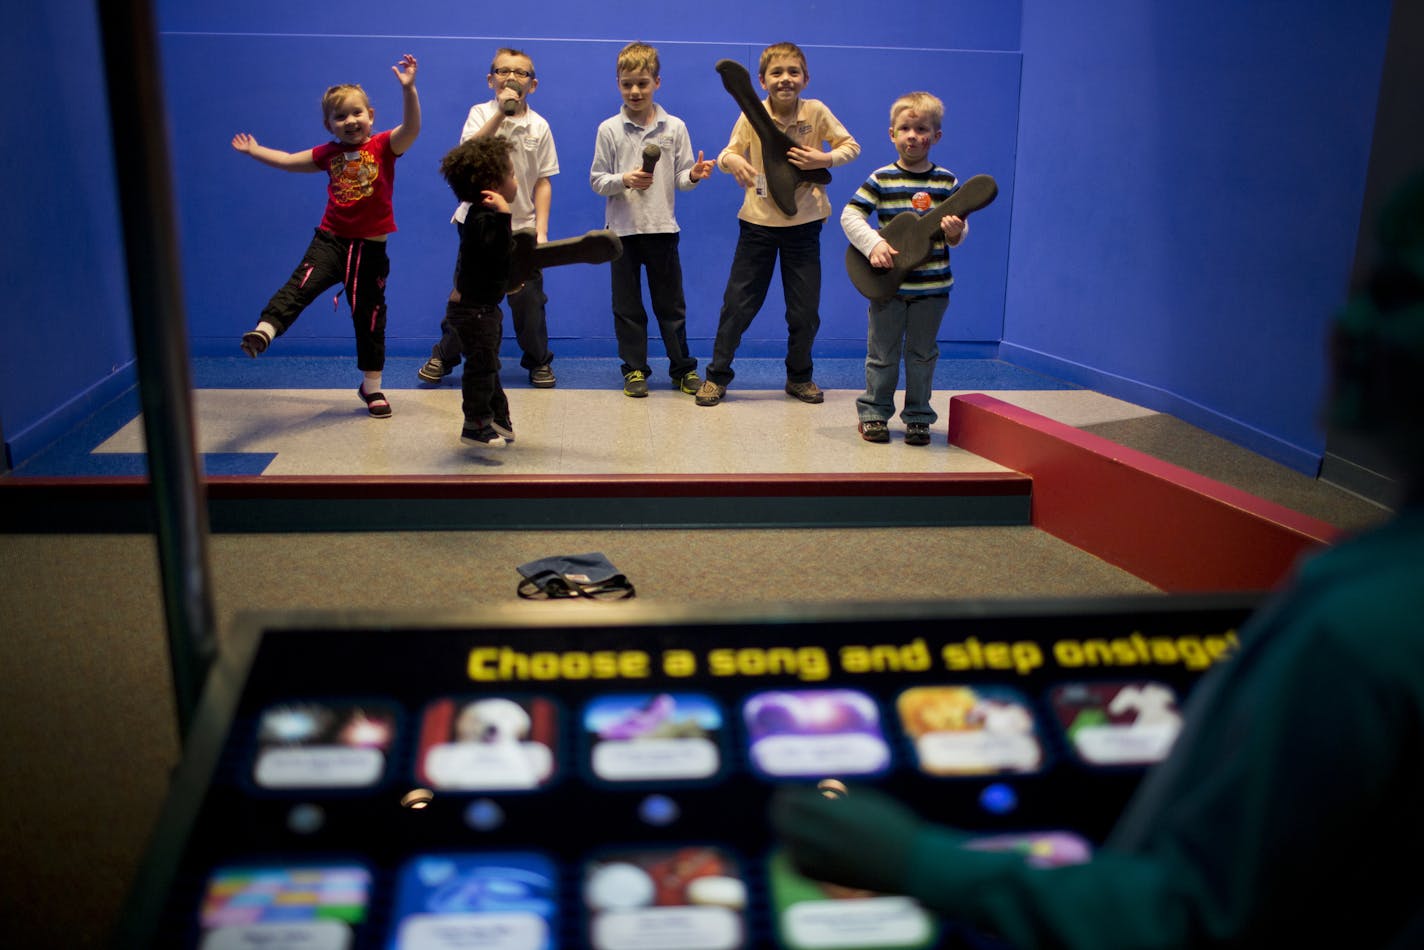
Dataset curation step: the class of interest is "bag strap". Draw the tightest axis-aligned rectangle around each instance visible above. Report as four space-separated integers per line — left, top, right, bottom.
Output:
517 571 636 600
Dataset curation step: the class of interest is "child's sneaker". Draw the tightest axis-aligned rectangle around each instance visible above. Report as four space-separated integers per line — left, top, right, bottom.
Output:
418 357 452 383
240 328 271 357
858 420 890 443
529 365 557 388
677 371 702 395
461 423 506 449
905 422 931 446
785 380 824 404
623 370 649 397
695 380 726 406
492 415 516 444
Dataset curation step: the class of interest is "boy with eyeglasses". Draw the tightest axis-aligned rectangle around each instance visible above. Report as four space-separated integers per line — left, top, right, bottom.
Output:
420 48 561 400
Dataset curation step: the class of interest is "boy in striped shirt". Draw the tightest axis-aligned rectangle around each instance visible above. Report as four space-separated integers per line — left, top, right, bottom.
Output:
841 92 967 445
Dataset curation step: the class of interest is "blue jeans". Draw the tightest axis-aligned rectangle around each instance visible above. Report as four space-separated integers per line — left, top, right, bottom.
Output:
857 294 949 425
707 219 822 386
611 233 696 380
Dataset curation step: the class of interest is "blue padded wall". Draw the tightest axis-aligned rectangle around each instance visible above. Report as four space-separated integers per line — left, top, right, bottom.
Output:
1003 0 1391 472
159 12 1021 359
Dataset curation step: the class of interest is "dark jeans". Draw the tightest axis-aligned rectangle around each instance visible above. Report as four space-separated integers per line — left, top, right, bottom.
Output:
261 228 389 371
444 300 509 426
612 232 696 380
706 219 822 386
433 270 552 371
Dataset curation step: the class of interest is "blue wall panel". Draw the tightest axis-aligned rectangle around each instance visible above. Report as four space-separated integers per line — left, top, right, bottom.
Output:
160 30 1020 359
155 2 1021 53
1 0 136 466
1003 0 1391 472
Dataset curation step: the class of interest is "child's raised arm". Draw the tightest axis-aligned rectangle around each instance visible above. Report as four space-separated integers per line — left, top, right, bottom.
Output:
389 53 421 155
231 133 318 172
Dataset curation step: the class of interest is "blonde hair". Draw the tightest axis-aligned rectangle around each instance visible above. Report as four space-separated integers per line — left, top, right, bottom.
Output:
758 41 807 79
321 84 371 123
890 92 944 130
617 41 660 78
489 48 536 78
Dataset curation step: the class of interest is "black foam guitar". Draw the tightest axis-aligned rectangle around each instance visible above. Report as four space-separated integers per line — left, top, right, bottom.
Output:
715 58 831 217
510 228 622 286
844 174 998 302
450 229 622 304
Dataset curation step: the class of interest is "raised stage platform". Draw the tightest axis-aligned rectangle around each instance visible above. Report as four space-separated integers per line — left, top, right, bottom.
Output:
2 357 1343 593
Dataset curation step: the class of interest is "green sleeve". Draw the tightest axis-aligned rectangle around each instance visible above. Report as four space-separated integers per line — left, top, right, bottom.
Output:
903 828 1193 949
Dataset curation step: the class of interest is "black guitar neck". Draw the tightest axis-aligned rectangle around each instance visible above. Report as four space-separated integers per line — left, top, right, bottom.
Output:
844 174 999 302
715 59 831 217
510 229 623 286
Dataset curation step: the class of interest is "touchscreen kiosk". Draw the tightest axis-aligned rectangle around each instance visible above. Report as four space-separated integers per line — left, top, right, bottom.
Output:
116 595 1258 949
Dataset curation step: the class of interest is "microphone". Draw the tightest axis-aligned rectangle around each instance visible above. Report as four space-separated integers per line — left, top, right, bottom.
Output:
641 143 661 174
500 79 522 116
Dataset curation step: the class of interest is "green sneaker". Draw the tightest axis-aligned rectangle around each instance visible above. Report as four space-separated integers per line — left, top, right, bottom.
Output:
677 371 702 395
623 370 649 397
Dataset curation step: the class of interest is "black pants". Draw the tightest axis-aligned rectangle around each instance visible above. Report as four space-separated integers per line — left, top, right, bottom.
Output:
611 232 697 380
445 300 509 426
432 271 552 372
260 228 389 371
707 219 822 386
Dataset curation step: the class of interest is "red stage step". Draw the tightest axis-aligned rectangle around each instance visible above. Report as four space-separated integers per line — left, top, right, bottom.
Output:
947 393 1339 592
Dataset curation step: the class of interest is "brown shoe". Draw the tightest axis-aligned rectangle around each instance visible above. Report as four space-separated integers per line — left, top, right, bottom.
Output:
785 380 824 404
858 420 890 443
695 379 727 406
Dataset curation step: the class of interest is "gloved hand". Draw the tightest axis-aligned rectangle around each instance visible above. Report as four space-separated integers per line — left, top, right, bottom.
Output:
770 784 928 894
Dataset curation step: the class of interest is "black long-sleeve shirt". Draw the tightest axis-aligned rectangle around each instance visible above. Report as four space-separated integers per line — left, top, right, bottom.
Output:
452 208 512 306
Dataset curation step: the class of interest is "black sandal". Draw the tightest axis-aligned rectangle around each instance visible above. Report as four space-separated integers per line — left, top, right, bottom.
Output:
240 328 271 357
357 385 392 418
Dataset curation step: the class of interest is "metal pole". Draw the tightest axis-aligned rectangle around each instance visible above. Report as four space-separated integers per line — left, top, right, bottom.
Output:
96 0 216 743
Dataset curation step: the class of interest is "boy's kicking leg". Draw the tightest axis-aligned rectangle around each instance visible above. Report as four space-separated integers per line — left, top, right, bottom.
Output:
700 222 778 406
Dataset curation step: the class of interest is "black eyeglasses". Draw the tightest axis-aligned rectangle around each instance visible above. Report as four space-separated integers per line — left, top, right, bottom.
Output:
492 67 533 79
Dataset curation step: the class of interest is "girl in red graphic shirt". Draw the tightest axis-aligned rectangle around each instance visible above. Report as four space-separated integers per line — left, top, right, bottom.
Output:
231 53 421 418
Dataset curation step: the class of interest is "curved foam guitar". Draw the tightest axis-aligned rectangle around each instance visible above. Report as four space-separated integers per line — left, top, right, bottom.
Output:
845 174 999 302
451 229 621 303
510 228 622 286
715 58 831 217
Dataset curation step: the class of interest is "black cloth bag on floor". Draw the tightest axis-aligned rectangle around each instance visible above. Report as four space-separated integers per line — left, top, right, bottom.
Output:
516 552 636 600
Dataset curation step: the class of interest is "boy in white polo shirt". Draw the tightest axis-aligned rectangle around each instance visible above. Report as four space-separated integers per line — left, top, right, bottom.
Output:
421 48 560 394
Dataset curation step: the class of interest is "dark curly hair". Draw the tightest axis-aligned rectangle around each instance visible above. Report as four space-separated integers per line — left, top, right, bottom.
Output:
440 137 515 205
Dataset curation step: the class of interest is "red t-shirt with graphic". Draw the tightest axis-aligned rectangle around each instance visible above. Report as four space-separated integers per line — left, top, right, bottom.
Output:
311 129 398 238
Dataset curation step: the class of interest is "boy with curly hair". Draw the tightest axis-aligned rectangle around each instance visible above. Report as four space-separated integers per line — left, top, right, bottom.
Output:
440 137 519 448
